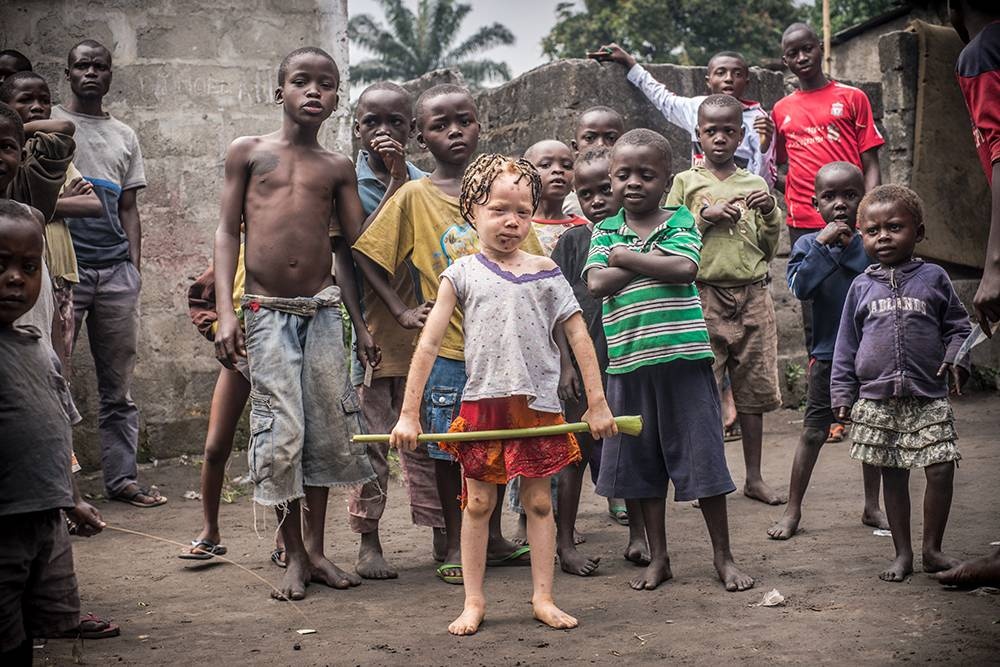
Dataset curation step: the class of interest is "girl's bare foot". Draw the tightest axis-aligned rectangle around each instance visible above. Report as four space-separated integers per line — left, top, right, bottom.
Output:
879 555 913 582
714 555 754 591
532 598 578 629
629 557 672 590
449 599 486 636
767 511 801 540
624 537 650 566
273 553 310 600
922 550 961 573
743 480 787 506
558 544 600 576
310 555 362 589
861 507 890 530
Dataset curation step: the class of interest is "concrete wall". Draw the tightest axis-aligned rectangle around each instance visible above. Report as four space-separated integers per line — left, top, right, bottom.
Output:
1 0 352 466
831 14 912 83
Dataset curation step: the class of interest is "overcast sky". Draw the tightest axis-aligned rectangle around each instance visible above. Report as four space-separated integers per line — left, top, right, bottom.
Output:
347 0 581 86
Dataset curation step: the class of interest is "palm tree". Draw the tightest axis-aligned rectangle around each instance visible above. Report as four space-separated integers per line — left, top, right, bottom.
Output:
348 0 515 87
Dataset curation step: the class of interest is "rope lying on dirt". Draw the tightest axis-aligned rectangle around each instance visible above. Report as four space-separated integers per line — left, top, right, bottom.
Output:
352 415 643 444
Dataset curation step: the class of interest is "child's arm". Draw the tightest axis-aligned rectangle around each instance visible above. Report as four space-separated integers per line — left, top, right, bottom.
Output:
830 283 864 420
389 279 457 451
54 177 102 218
936 272 974 395
786 232 842 301
745 189 782 262
608 247 698 284
334 235 381 368
213 138 253 368
555 327 580 401
23 118 74 137
562 312 618 439
772 109 787 193
975 163 1000 334
362 139 410 231
860 147 881 192
587 265 637 298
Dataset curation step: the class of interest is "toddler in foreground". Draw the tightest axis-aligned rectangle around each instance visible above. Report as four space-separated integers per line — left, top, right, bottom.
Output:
391 154 617 635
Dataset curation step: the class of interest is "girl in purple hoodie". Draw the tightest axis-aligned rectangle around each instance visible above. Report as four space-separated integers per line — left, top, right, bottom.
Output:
831 185 972 584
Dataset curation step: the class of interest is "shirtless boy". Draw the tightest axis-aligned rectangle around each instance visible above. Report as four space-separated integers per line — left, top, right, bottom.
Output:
214 47 377 601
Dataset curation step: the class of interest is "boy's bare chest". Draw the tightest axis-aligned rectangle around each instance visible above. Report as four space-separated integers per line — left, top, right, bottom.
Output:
247 149 335 201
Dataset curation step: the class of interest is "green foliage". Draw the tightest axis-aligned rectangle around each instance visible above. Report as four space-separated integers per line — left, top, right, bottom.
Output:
541 0 803 66
805 0 904 36
349 0 515 86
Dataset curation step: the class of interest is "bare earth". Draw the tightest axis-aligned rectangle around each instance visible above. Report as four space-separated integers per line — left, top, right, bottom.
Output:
37 397 999 665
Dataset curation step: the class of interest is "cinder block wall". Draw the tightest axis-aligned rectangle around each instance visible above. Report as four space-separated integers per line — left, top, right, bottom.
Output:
1 0 352 466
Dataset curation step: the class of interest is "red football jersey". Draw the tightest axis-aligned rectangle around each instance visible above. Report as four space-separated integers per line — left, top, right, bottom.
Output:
956 21 1000 185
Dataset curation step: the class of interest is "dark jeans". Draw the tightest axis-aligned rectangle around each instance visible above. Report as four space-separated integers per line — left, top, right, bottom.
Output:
72 260 141 496
788 226 815 351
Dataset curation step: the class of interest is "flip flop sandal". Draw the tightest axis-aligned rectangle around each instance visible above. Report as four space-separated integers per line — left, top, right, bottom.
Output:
486 545 531 567
436 563 463 585
58 613 120 640
608 505 629 525
724 423 742 442
112 486 167 508
826 423 847 443
178 539 228 560
270 547 287 569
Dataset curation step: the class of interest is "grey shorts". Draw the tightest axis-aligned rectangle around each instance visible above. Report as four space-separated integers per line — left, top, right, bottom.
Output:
242 286 375 507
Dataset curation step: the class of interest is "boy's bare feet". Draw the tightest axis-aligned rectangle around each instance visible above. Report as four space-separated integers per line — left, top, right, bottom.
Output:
629 557 672 590
861 507 890 530
922 550 962 573
714 555 754 591
933 550 1000 587
356 531 398 580
743 480 787 506
558 544 600 576
273 553 309 600
448 598 486 636
879 555 913 582
624 537 651 566
311 555 362 589
532 598 578 629
767 511 801 540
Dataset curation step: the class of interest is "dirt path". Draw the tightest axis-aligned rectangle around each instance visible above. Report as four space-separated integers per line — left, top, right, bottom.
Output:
36 397 999 665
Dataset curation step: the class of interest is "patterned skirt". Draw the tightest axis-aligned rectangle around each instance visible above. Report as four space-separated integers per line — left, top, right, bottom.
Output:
848 397 961 469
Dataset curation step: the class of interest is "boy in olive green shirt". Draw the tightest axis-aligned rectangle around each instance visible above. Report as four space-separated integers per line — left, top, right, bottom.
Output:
665 95 784 507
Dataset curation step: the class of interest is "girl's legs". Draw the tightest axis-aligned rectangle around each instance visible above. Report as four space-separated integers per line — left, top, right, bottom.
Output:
520 476 577 629
630 497 670 590
449 478 495 636
922 461 961 572
879 466 913 581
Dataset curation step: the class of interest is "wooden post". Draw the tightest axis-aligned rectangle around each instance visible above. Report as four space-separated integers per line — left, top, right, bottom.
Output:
823 0 833 75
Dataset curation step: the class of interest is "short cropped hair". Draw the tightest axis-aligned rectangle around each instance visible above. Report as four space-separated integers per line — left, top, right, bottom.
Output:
67 39 111 68
612 128 672 173
578 105 624 127
782 22 819 43
859 184 924 228
814 161 863 187
575 146 611 169
415 83 473 125
707 51 747 68
0 71 47 103
459 153 541 225
357 81 412 109
277 47 339 86
0 49 32 73
698 94 743 119
0 102 25 146
0 198 40 229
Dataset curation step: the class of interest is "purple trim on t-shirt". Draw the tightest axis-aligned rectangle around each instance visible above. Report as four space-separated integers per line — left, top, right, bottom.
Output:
475 253 563 284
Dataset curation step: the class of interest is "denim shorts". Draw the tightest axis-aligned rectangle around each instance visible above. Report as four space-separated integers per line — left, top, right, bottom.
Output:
422 356 467 462
242 286 375 506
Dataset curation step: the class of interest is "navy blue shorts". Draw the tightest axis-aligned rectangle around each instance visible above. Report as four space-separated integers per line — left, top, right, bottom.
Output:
596 359 736 502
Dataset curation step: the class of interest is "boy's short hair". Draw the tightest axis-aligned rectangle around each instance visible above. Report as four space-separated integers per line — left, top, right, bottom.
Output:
782 22 818 43
0 71 47 103
277 46 339 86
0 198 41 231
612 128 672 172
0 49 32 73
459 153 541 224
698 94 743 119
415 83 473 125
814 161 863 188
0 102 25 146
357 81 412 110
575 146 611 169
578 105 624 126
707 51 747 68
858 184 924 228
67 39 112 67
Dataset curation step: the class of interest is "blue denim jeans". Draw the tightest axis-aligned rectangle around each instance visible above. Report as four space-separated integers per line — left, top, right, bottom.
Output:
422 357 467 462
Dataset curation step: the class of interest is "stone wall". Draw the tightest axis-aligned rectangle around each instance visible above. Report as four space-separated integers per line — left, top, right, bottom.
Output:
1 0 352 466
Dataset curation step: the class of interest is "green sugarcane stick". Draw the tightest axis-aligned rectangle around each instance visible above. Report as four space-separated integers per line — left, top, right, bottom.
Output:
352 415 643 444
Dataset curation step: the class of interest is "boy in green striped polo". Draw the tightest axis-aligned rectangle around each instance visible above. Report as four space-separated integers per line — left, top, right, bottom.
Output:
585 129 754 593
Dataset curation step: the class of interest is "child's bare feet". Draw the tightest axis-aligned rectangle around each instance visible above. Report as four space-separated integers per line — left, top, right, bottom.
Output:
714 554 754 591
574 529 586 545
624 537 650 566
861 507 890 530
310 555 362 589
356 532 398 580
558 544 600 576
767 510 801 540
933 551 1000 587
922 550 962 573
273 553 309 600
532 598 578 629
743 479 787 506
629 557 672 590
448 599 486 636
880 555 913 582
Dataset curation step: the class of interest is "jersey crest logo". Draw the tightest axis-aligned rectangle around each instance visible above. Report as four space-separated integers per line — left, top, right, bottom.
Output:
830 101 844 117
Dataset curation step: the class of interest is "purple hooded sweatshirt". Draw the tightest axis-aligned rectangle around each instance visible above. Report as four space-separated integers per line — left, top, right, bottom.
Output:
830 259 971 409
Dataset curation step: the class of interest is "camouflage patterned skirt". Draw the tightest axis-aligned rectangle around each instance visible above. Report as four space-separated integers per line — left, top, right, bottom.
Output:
848 397 961 470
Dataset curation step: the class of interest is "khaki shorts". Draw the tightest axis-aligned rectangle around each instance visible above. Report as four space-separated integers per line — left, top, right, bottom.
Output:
698 281 782 414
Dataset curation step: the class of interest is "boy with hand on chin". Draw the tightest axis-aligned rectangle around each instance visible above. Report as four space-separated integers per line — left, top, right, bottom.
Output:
214 47 377 602
586 129 753 593
666 95 784 506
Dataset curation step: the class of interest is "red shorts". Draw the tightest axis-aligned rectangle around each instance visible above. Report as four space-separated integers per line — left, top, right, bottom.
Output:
440 396 581 494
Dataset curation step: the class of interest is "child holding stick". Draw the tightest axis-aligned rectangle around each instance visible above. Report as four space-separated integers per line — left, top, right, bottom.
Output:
390 154 617 635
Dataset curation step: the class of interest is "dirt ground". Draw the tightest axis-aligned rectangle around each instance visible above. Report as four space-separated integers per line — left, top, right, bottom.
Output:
36 397 1000 666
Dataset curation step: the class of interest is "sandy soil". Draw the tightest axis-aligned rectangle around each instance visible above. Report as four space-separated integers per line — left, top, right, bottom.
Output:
35 397 999 665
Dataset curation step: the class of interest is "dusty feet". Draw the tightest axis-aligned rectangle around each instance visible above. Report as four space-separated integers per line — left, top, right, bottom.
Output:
922 550 962 574
714 555 754 592
273 554 309 600
767 511 801 540
629 557 672 590
311 555 362 589
624 537 651 566
880 555 913 582
356 533 398 580
532 598 578 629
861 507 890 531
743 479 787 506
558 544 600 576
448 599 486 636
933 552 1000 587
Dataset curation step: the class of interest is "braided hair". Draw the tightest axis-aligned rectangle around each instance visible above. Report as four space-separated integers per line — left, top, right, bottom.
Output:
459 153 542 225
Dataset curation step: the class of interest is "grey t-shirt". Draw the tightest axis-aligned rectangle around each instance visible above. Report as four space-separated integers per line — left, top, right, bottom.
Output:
0 326 74 517
51 105 146 267
441 253 581 413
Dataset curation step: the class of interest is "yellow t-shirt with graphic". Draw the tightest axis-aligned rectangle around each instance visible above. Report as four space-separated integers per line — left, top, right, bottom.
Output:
354 177 543 362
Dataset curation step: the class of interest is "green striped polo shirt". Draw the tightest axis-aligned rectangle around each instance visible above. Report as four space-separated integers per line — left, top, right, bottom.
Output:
583 206 714 374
